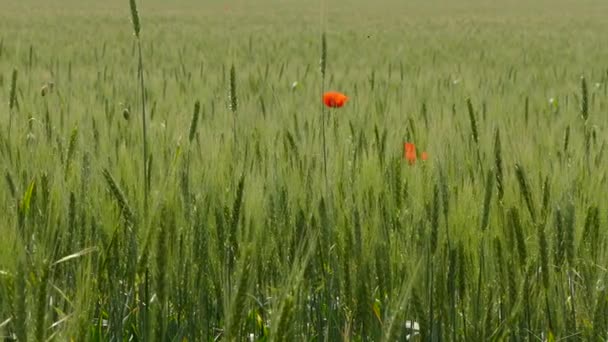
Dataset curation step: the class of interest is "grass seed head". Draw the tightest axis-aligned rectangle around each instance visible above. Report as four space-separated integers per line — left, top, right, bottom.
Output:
229 65 237 113
320 32 327 78
581 75 589 121
466 97 479 145
189 100 201 143
129 0 141 38
9 68 17 110
493 128 504 201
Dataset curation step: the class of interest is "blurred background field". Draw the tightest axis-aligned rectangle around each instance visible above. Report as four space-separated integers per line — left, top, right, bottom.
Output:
0 0 607 340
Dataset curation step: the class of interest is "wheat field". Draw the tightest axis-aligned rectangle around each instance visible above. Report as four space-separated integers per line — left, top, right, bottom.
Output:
1 0 608 340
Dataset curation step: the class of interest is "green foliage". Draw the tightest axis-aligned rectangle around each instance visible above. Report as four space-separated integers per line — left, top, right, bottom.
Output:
0 0 607 340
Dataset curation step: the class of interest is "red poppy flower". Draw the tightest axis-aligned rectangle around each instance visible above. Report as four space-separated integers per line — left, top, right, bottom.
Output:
421 151 428 161
404 142 417 165
323 91 348 108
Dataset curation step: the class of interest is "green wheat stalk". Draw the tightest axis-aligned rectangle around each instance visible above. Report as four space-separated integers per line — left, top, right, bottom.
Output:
537 220 549 289
156 206 169 341
474 169 494 339
225 249 254 341
447 247 458 341
563 201 575 266
439 167 451 248
524 96 529 123
14 258 27 342
457 242 468 340
382 262 420 342
34 261 50 342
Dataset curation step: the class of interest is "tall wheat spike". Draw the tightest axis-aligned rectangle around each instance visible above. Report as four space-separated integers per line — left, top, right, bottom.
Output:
466 98 479 145
563 125 570 158
8 68 17 142
229 64 238 149
507 207 527 267
493 128 504 201
581 76 589 122
189 100 201 143
581 205 599 257
102 168 135 226
4 170 16 199
480 169 495 231
129 0 149 216
563 201 575 266
554 207 565 268
467 97 484 173
581 76 591 160
540 176 551 225
65 126 78 180
514 163 536 223
430 184 440 254
320 32 328 193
